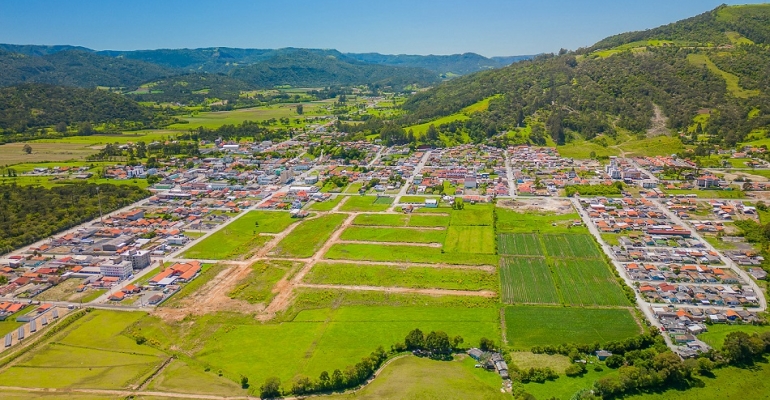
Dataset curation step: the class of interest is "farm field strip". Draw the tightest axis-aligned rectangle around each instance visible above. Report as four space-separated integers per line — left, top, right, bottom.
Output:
313 259 496 272
303 262 498 291
498 233 544 256
541 234 601 258
351 213 450 227
296 283 497 297
443 226 496 254
324 243 499 266
551 259 630 307
270 213 348 258
499 257 560 304
339 226 446 243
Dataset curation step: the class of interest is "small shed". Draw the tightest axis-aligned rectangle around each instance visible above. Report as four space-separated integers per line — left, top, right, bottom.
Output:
424 199 438 208
596 350 612 361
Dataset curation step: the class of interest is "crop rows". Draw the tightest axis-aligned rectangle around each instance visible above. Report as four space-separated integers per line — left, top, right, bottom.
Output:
497 233 544 256
542 234 601 258
499 257 560 304
551 259 630 306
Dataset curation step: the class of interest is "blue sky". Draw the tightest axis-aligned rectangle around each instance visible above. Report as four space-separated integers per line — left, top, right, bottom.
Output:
0 0 763 56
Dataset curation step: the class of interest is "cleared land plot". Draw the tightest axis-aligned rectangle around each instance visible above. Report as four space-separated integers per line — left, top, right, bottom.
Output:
498 233 544 256
1 142 97 165
500 257 560 304
448 205 494 226
0 311 167 389
444 226 495 254
228 260 301 304
352 213 449 227
551 259 630 306
196 305 499 387
340 226 446 243
340 195 393 212
147 359 245 396
304 262 498 291
272 213 347 258
496 208 586 234
504 307 640 349
183 211 296 259
307 195 344 211
542 234 601 258
325 243 498 266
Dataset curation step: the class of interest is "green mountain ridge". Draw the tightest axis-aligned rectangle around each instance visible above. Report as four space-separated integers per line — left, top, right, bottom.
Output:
399 4 770 148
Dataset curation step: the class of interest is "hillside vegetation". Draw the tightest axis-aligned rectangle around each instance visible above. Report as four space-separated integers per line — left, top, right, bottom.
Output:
399 4 770 148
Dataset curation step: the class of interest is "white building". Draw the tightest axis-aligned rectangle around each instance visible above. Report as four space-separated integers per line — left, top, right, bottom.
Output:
99 260 133 279
122 249 151 269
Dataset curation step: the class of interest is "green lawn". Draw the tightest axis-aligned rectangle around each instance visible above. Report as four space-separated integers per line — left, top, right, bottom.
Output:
304 262 498 291
339 195 393 212
0 311 166 390
504 306 641 350
327 356 507 400
444 226 496 254
325 243 499 266
339 226 446 243
183 211 297 259
272 213 347 257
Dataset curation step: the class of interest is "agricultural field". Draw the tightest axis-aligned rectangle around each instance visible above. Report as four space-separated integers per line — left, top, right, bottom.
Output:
448 204 494 226
444 226 495 254
551 259 631 306
182 211 296 259
339 226 446 243
271 213 347 257
167 102 328 130
499 257 560 304
325 243 499 266
339 195 394 212
304 262 498 291
498 233 544 256
496 208 587 234
0 311 168 390
504 306 641 349
541 234 601 258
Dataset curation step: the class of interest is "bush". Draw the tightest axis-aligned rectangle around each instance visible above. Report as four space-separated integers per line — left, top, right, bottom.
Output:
565 363 587 377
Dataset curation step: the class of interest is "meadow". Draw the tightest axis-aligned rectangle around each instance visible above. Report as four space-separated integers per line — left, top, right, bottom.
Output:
352 213 450 227
496 208 587 234
443 226 496 253
303 262 498 291
167 102 328 130
325 243 499 266
182 211 296 259
271 213 347 258
339 226 446 243
339 195 394 212
499 257 560 304
504 306 641 350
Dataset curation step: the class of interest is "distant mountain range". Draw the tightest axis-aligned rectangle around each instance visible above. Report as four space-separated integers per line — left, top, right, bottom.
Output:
0 44 532 89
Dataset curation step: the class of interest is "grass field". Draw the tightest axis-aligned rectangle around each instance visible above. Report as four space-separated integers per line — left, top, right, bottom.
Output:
147 359 245 396
662 189 746 199
697 324 770 348
352 213 450 227
0 311 166 390
448 205 494 226
504 306 640 349
304 262 498 291
340 195 394 212
229 260 301 304
0 142 98 165
339 226 446 243
500 257 560 304
551 259 630 306
444 226 495 254
327 356 507 400
167 103 327 130
182 211 296 259
195 305 500 389
307 195 343 211
325 243 499 266
272 213 347 257
542 234 601 258
496 208 586 234
498 233 544 256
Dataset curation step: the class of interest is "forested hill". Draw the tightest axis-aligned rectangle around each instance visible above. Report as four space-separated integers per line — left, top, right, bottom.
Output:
400 4 770 147
229 49 440 88
0 84 154 132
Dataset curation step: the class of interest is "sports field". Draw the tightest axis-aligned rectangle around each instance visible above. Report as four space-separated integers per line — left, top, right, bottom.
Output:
504 306 641 349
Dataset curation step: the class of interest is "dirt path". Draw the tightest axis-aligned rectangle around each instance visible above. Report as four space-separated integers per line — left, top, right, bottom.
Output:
154 263 264 322
296 283 497 297
136 356 174 391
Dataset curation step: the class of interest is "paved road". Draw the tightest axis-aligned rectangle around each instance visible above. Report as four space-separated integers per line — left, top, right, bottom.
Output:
394 150 431 203
505 149 517 197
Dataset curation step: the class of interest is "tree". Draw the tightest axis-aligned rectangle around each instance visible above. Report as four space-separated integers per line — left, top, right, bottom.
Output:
451 335 464 350
479 337 495 351
260 376 281 399
405 328 425 350
296 104 304 115
723 331 765 365
78 122 94 136
425 331 452 354
55 122 67 133
240 376 249 389
331 369 344 389
22 144 32 154
452 197 465 210
291 376 313 395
